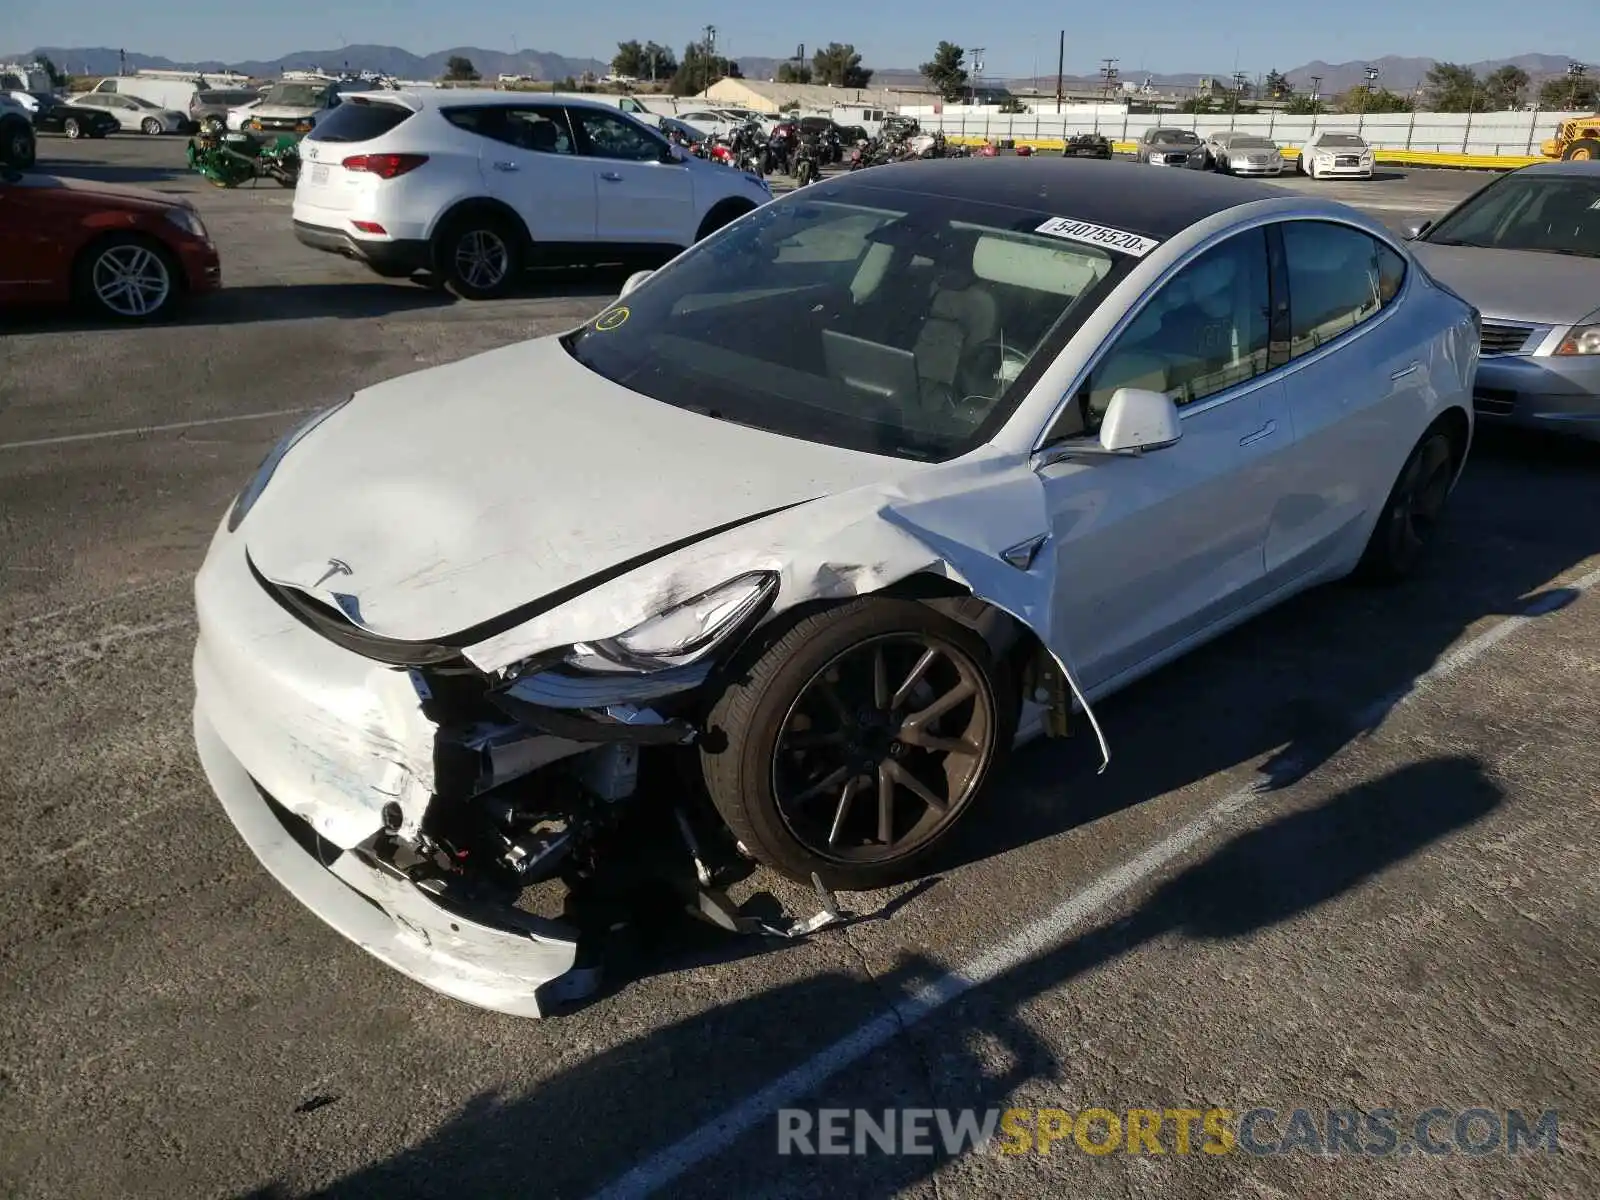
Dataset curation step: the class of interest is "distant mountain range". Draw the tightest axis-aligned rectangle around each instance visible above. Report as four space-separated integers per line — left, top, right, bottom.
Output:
4 44 1584 98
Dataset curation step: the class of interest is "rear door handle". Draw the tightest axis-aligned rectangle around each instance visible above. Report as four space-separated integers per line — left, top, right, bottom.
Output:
1390 361 1421 381
1239 419 1277 447
491 161 519 172
600 171 624 182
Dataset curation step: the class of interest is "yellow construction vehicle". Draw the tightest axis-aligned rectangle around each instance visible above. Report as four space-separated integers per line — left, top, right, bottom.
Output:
1541 115 1600 160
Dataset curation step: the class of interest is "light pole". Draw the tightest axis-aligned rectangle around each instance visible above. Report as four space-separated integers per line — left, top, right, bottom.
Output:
702 25 718 96
1309 73 1322 108
1363 64 1380 111
1098 57 1119 103
1568 62 1588 109
1231 70 1247 115
970 47 985 105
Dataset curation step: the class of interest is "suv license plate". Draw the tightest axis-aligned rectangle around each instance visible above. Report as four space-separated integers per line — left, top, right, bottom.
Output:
310 164 329 184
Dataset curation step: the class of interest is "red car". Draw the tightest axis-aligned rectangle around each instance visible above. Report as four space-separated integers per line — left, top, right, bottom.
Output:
0 167 221 321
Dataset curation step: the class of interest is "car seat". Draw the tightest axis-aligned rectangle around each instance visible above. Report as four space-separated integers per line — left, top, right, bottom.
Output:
1286 227 1376 350
525 120 561 153
911 249 1000 417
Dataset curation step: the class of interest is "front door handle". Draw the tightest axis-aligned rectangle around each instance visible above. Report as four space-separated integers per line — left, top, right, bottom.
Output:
599 171 624 182
1390 361 1421 381
1239 419 1277 447
491 161 519 172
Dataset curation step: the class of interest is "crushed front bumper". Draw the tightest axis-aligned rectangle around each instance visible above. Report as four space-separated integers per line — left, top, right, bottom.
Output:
194 703 586 1016
193 522 590 1016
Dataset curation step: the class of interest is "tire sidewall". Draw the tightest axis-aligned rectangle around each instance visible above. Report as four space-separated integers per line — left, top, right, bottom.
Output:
65 118 81 139
142 118 162 136
435 214 521 300
1357 430 1456 582
701 598 1016 890
75 234 180 322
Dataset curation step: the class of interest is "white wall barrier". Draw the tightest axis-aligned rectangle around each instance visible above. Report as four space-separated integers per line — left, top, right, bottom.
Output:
896 104 1594 157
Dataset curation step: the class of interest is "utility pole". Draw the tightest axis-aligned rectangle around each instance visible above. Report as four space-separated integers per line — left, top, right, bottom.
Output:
970 47 985 105
699 24 718 96
1056 31 1065 113
1568 61 1588 109
1098 57 1119 102
1231 70 1247 115
1310 73 1322 107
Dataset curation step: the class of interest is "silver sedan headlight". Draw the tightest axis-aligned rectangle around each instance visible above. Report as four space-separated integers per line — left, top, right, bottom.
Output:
1554 324 1600 356
564 571 778 674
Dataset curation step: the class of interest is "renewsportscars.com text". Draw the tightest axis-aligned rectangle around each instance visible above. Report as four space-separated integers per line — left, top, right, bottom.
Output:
776 1106 1560 1157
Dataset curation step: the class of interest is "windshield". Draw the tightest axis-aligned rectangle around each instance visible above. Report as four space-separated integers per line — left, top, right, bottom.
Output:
1424 173 1600 258
1153 129 1200 143
263 82 331 108
566 188 1130 461
1234 137 1276 149
1316 134 1367 148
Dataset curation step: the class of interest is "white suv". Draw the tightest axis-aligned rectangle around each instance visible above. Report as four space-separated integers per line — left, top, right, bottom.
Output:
292 89 773 298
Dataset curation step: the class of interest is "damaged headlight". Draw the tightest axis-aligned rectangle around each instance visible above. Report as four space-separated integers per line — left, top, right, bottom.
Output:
564 571 778 674
227 397 351 532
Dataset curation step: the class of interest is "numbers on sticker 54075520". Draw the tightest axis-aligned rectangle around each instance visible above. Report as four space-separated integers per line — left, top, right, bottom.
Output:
1034 217 1160 257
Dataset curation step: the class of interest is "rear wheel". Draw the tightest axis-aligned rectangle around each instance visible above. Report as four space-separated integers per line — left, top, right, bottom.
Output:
74 234 180 322
694 199 755 242
432 212 523 300
1563 138 1600 162
205 116 226 134
700 598 1014 890
1354 428 1458 583
141 118 163 136
1 119 35 167
64 118 82 139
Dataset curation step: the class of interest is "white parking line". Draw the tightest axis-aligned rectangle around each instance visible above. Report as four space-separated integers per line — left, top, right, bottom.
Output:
587 560 1600 1200
0 407 316 453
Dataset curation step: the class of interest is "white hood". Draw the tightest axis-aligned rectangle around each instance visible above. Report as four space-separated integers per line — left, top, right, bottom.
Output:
243 336 915 641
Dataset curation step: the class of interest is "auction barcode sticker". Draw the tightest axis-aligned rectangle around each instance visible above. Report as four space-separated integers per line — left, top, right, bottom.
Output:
1035 217 1161 257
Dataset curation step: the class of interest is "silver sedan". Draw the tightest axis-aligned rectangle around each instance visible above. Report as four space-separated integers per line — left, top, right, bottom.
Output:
1406 160 1600 442
1136 127 1207 168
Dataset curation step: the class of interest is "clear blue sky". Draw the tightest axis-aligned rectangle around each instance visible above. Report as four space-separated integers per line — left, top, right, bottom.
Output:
4 0 1550 77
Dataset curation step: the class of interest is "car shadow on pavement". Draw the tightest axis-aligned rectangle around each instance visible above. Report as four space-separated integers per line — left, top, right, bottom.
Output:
234 754 1501 1200
31 159 193 185
934 427 1600 878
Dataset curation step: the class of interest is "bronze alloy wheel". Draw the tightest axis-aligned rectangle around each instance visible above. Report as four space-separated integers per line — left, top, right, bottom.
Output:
771 632 996 864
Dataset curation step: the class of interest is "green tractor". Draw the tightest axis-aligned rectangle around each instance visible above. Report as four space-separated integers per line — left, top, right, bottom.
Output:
186 128 301 188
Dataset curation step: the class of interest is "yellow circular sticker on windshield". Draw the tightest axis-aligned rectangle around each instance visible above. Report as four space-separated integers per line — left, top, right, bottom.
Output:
595 306 630 331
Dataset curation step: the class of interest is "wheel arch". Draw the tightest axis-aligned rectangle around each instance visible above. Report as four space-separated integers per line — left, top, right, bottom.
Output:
1427 404 1472 484
695 196 757 242
427 196 535 263
70 227 190 293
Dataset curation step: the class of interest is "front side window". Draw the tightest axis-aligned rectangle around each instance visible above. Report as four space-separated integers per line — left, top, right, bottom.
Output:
263 83 332 109
1071 229 1272 430
1282 221 1407 356
570 108 665 161
566 189 1129 460
1422 172 1600 258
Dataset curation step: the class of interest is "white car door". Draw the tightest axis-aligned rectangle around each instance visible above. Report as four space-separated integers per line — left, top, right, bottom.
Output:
566 106 696 247
1260 218 1418 585
1038 228 1291 692
451 104 597 244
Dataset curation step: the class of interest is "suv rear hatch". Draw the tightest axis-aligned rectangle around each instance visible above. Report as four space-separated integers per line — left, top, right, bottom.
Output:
297 95 424 214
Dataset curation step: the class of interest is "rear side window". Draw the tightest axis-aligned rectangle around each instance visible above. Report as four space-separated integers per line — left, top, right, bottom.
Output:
1282 221 1407 357
306 99 415 144
443 105 575 153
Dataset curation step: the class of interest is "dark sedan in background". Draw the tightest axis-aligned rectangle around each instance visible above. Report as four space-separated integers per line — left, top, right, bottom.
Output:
29 95 119 139
1405 160 1600 442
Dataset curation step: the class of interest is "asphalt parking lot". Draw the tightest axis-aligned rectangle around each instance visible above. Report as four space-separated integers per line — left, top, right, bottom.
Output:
2 133 1598 1200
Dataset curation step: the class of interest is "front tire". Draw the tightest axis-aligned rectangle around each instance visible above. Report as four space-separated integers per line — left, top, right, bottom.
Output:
1354 428 1458 583
432 212 523 300
73 233 180 322
701 598 1014 891
141 118 163 136
1563 137 1600 162
64 118 82 139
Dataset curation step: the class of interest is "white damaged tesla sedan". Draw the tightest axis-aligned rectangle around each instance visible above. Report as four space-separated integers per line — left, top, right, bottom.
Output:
194 158 1479 1017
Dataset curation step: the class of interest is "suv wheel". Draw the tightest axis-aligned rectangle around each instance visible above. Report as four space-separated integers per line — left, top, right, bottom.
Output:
432 212 523 300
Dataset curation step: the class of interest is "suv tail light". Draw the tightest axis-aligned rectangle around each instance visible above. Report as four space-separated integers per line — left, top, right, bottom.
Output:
340 153 429 179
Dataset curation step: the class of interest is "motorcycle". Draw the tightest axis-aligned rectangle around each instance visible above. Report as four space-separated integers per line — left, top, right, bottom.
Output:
186 128 301 188
793 133 823 187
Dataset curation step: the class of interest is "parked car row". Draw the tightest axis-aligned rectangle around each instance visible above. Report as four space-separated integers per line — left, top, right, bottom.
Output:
1134 126 1376 179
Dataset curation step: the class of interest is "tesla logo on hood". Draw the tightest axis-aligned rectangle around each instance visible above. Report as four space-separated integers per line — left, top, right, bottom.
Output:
311 558 352 589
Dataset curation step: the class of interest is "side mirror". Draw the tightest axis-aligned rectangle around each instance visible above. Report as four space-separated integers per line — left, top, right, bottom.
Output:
1401 219 1432 241
1099 388 1183 453
620 269 653 298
